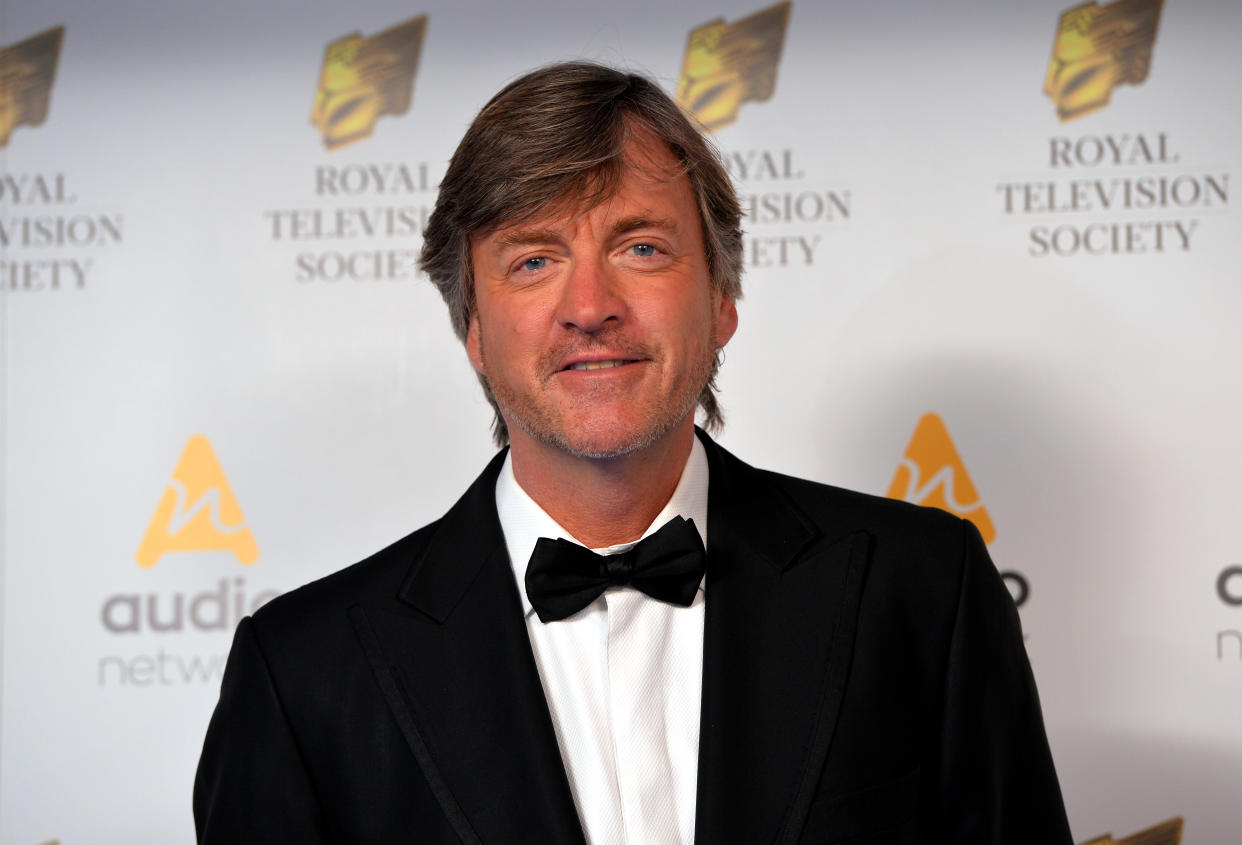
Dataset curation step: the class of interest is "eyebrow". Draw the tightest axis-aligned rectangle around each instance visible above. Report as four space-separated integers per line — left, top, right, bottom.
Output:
494 228 562 249
492 216 679 250
611 216 679 238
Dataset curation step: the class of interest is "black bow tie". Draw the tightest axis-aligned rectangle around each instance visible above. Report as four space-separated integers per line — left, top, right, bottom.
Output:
524 516 706 623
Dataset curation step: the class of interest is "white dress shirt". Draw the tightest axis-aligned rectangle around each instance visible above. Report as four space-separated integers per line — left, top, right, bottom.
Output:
495 438 709 845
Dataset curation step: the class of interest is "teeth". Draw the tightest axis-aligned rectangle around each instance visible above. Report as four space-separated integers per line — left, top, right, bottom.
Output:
568 360 628 371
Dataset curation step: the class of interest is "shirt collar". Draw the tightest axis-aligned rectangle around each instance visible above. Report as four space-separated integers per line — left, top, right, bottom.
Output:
495 437 710 618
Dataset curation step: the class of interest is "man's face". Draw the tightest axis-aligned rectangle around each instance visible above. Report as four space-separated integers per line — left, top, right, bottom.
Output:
466 131 738 460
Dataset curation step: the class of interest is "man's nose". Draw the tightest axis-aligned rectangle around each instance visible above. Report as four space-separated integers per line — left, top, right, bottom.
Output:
555 256 626 333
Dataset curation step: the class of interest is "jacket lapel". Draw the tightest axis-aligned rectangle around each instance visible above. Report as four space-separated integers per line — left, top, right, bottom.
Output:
695 434 871 845
351 451 586 845
346 435 869 845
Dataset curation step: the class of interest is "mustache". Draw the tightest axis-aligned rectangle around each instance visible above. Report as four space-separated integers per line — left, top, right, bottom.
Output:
540 331 654 374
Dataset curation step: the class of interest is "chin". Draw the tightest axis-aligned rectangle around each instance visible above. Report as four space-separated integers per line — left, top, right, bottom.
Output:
518 412 689 461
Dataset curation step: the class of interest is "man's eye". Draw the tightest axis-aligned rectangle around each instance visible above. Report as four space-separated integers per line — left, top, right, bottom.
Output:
521 256 547 272
629 244 658 258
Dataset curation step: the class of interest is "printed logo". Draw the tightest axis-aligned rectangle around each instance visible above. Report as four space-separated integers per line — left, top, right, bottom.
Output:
1044 0 1164 122
997 130 1227 258
0 25 64 148
99 436 277 687
0 25 124 296
1217 565 1242 607
1080 816 1182 845
886 413 996 544
676 1 791 132
310 15 428 150
1000 4 1226 258
1216 563 1242 662
136 435 259 569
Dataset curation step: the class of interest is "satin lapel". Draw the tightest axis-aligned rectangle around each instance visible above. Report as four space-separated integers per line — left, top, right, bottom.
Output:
695 435 870 845
352 451 586 845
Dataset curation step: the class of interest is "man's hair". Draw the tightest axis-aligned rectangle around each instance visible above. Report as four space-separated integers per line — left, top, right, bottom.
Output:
420 61 743 446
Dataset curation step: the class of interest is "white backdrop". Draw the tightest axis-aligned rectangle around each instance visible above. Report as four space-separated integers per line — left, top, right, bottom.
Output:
2 1 1240 842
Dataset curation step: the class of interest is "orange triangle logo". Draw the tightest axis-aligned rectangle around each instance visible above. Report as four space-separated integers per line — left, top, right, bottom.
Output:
885 413 996 544
1080 816 1183 845
136 435 259 569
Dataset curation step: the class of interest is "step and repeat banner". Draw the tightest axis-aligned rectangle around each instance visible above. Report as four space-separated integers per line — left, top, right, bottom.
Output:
2 0 1239 842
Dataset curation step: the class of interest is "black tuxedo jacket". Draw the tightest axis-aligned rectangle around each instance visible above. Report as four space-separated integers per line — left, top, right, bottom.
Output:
195 432 1072 844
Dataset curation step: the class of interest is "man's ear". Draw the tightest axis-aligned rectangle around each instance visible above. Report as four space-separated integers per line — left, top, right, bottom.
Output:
465 313 486 375
714 293 739 348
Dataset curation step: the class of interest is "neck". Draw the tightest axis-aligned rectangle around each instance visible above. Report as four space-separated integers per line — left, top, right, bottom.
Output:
508 422 696 549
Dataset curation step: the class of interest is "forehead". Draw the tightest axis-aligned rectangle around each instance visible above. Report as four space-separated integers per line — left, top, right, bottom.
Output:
475 130 695 242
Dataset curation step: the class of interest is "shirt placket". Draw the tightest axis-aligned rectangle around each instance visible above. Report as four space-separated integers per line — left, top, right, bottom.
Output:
605 588 679 845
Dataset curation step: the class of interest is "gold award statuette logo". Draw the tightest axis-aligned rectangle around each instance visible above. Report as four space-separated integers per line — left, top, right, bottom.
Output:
136 435 259 569
310 14 427 150
1044 0 1164 122
886 413 996 544
676 1 792 132
0 25 64 148
1081 816 1183 845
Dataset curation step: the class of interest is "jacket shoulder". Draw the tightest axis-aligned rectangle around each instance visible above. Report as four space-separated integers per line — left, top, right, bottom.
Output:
762 466 969 547
248 520 440 636
249 448 510 634
709 441 985 613
706 429 972 551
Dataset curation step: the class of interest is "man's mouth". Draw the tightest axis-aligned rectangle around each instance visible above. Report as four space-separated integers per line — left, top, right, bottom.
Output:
563 359 635 371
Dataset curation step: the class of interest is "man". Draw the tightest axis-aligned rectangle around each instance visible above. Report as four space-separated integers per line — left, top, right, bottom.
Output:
195 62 1073 844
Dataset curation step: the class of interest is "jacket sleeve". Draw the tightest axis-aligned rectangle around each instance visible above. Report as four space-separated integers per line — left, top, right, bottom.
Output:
194 616 330 844
936 519 1074 844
